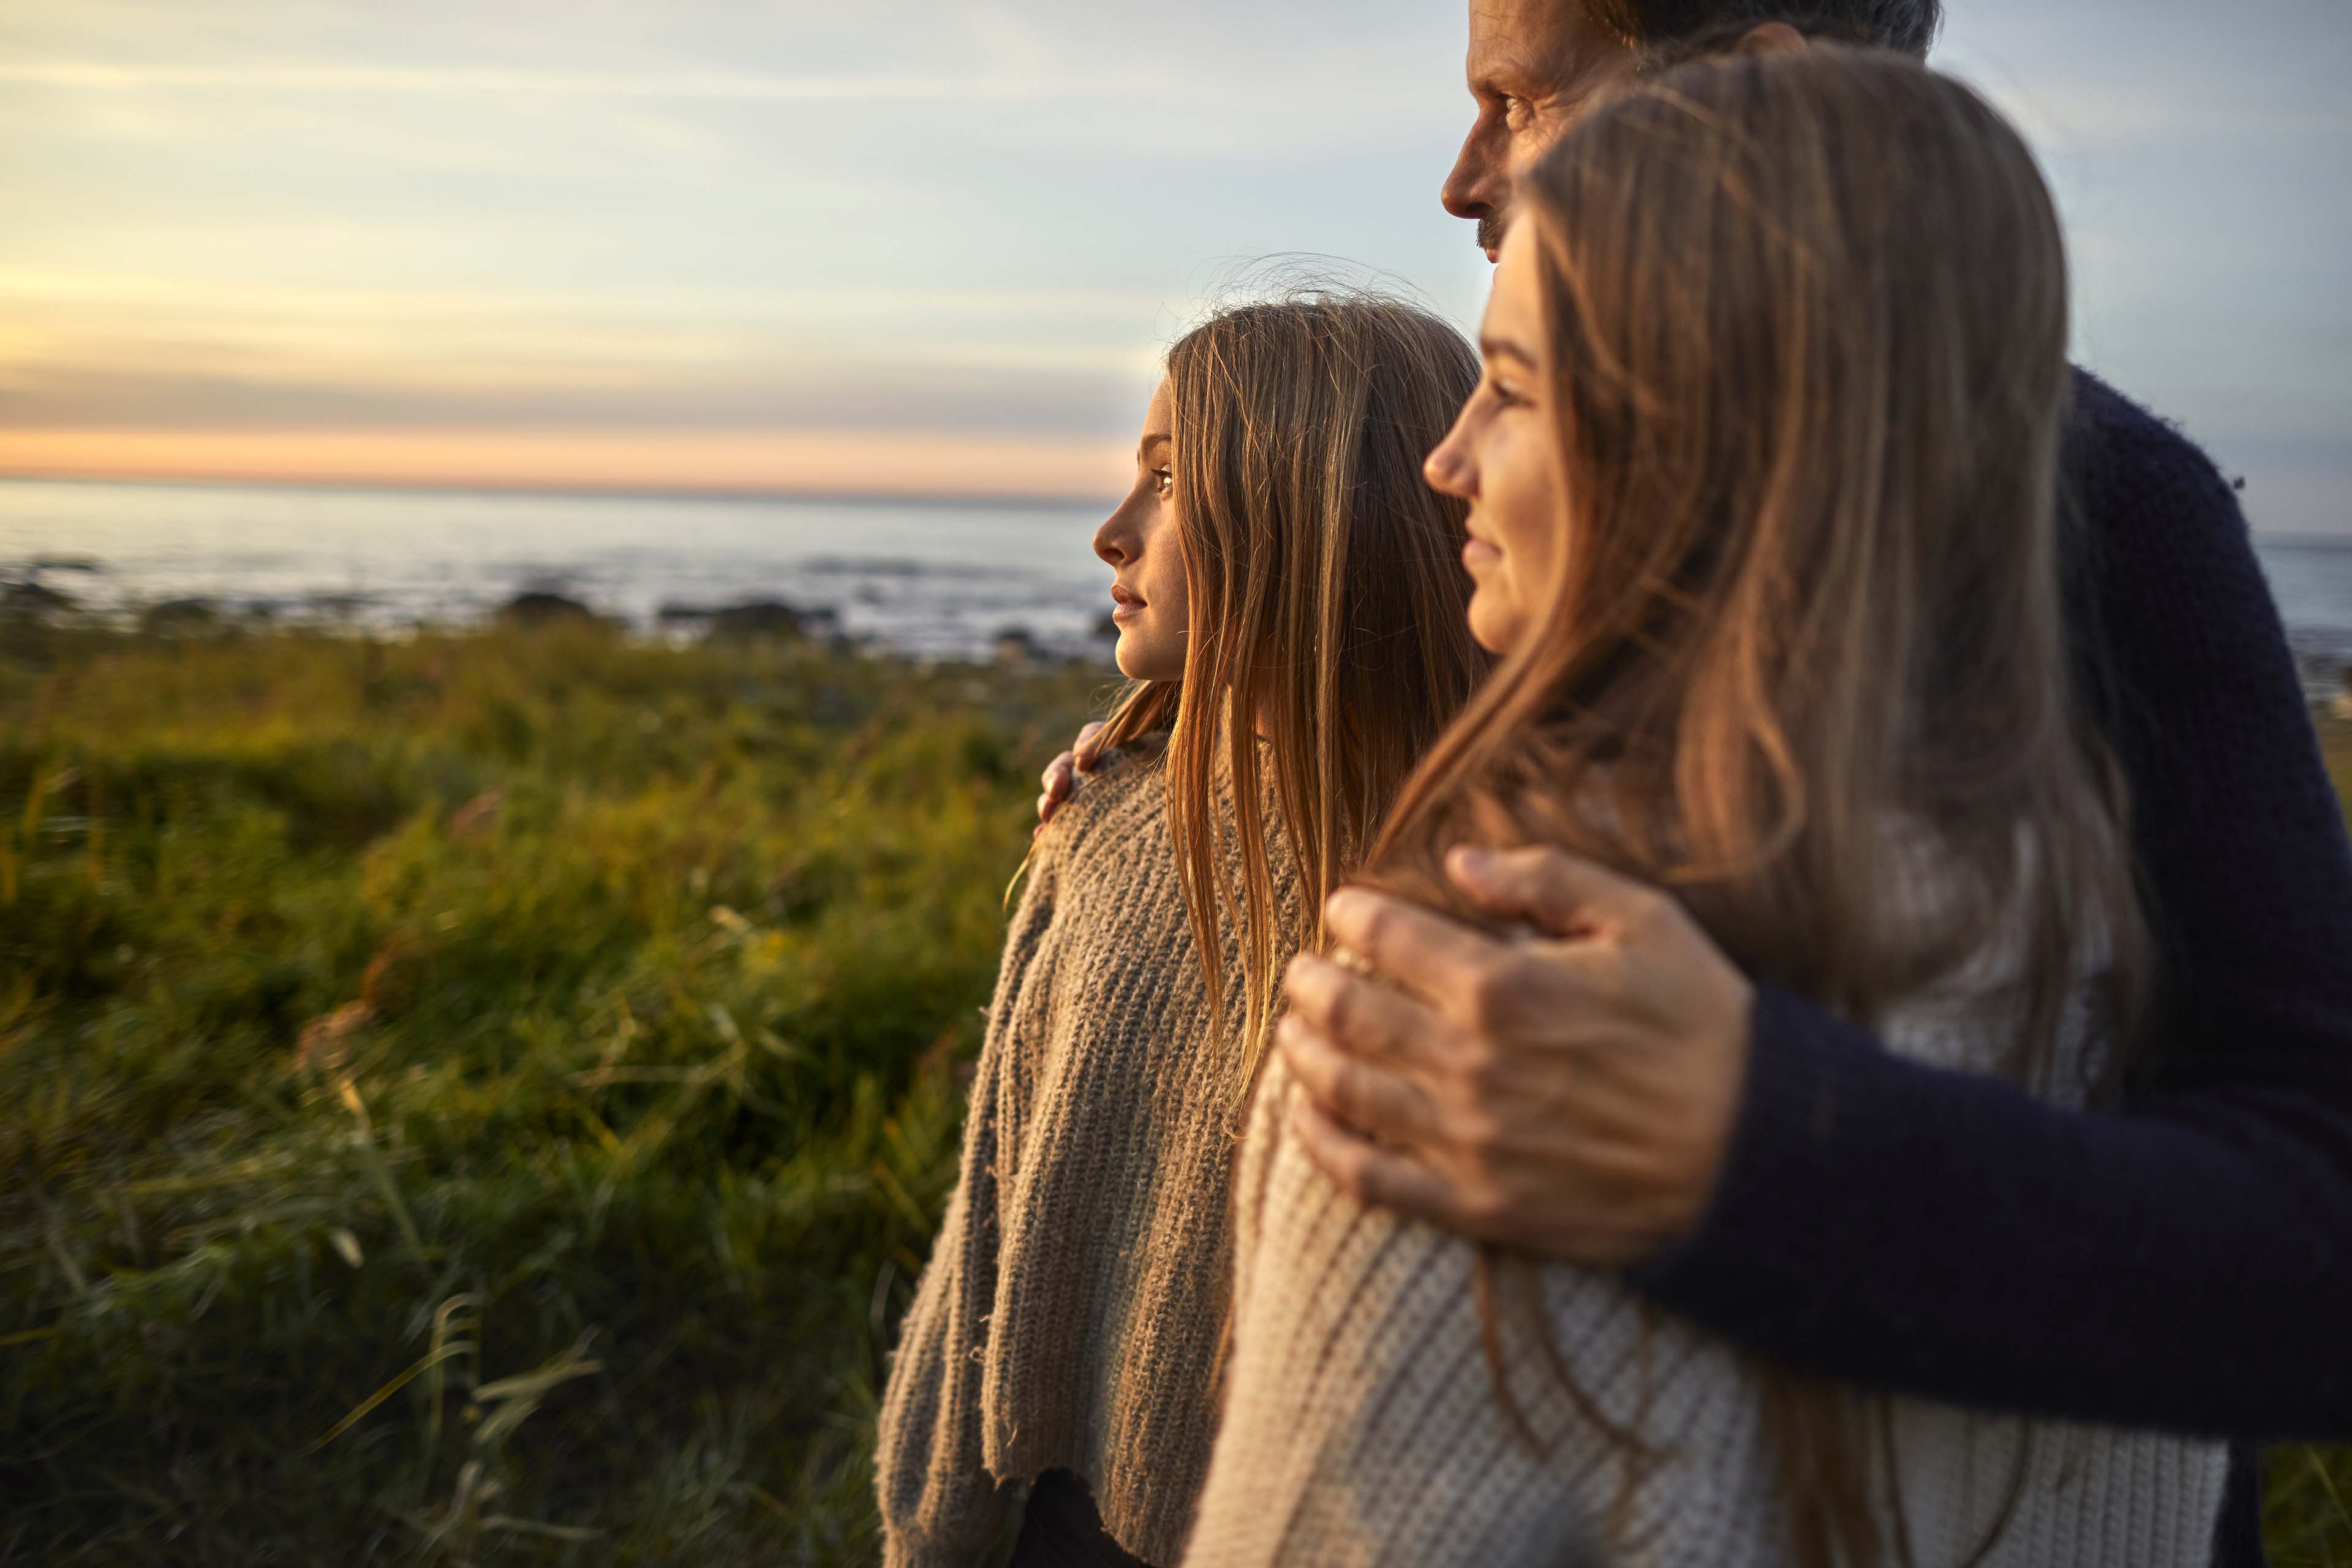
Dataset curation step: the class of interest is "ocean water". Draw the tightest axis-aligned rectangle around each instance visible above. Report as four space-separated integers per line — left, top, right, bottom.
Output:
2258 538 2352 690
0 478 1115 662
2 477 2348 677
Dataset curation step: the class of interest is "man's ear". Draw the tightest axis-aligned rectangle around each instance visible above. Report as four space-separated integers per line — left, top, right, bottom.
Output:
1736 20 1809 56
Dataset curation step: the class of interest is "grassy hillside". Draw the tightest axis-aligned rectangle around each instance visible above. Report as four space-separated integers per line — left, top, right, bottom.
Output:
0 622 1103 1563
0 623 2345 1564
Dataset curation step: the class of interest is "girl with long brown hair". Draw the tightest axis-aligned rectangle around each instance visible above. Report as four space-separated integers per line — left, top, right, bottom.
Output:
874 291 1485 1567
1185 48 2228 1568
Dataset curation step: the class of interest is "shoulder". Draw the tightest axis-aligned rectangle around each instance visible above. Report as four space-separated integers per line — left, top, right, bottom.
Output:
1029 740 1169 869
2063 368 2248 554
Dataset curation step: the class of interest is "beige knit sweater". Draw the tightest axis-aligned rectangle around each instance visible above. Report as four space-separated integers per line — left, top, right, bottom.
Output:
876 747 1293 1568
1186 856 2230 1567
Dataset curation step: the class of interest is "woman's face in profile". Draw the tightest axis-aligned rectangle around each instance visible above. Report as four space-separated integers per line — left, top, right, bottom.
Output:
1093 377 1189 681
1425 216 1565 656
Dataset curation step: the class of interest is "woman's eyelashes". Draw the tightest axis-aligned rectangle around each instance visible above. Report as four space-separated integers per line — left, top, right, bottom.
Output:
1153 467 1174 498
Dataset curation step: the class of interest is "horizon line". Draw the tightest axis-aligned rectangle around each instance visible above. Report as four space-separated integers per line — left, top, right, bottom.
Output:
1 465 2340 543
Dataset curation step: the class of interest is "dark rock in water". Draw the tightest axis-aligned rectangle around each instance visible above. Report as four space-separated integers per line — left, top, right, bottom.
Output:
655 601 715 625
140 598 220 633
706 599 839 641
497 590 598 626
2 579 77 617
301 593 371 620
993 626 1047 665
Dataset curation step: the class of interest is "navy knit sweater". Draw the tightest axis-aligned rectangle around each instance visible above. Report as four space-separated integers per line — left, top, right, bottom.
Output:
1629 371 2352 1564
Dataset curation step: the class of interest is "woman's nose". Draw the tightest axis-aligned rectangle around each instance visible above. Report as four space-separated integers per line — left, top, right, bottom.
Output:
1425 432 1476 502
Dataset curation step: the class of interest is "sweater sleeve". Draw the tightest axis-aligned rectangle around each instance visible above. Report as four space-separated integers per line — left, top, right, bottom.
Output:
874 848 1063 1568
1629 375 2352 1442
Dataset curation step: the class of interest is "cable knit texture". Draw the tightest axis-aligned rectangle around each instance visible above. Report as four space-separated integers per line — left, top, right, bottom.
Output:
877 745 1292 1568
1188 837 2231 1568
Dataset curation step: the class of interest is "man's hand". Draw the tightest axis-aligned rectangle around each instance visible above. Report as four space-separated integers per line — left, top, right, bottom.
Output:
1278 845 1755 1267
1036 722 1107 830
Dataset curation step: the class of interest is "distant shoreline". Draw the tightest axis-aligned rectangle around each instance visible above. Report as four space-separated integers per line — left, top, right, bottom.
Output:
0 468 1115 516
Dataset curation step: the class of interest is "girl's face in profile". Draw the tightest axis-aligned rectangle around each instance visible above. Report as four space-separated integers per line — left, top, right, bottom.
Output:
1094 377 1190 681
1425 216 1566 655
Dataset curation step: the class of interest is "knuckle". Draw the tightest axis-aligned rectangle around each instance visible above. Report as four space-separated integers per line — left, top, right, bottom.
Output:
1462 959 1522 1036
1323 1060 1369 1121
1350 900 1396 955
1457 1036 1511 1099
1321 975 1369 1039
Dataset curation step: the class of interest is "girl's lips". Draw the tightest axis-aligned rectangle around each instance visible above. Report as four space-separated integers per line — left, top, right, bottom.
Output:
1110 584 1145 619
1463 537 1502 571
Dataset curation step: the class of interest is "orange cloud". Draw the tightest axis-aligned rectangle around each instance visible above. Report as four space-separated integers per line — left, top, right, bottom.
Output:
0 427 1132 502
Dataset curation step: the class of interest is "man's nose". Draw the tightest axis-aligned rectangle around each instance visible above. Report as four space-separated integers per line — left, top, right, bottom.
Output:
1441 122 1504 221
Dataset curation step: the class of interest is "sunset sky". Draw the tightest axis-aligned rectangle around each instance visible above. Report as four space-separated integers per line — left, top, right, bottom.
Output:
3 0 2348 528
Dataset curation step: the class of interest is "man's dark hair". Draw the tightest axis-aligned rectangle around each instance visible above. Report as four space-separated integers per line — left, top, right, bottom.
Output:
1588 0 1943 61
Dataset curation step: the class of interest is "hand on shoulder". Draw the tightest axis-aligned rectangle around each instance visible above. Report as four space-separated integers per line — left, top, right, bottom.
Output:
1035 721 1108 831
1278 845 1754 1268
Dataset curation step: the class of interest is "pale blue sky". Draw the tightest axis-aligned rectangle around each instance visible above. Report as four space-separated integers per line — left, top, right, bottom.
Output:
2 0 2347 526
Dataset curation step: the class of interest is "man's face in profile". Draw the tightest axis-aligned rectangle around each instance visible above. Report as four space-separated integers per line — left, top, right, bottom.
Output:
1444 0 1639 260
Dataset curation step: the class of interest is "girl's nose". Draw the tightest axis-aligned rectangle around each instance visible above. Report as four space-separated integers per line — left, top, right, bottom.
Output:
1093 507 1136 567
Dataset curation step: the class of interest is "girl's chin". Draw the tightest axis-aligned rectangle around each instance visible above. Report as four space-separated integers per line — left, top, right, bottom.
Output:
1466 593 1522 657
1114 633 1183 682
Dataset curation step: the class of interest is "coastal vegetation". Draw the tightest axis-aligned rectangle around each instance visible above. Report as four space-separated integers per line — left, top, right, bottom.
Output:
1 620 2346 1564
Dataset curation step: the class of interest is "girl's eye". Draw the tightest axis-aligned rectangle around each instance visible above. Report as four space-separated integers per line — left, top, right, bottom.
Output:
1153 469 1174 497
1489 377 1528 410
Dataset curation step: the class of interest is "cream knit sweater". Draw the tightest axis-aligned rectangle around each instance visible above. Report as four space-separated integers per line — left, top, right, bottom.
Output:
1186 865 2230 1567
877 747 1292 1568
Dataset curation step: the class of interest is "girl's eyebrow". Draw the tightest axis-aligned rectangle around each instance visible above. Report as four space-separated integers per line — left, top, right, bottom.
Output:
1138 432 1172 456
1480 333 1536 368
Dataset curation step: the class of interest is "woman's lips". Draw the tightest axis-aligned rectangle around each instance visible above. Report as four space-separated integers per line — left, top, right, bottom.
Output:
1462 536 1502 571
1110 584 1146 620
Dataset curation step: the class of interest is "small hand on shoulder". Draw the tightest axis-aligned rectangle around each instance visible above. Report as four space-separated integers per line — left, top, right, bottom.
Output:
1278 845 1757 1268
1036 721 1108 833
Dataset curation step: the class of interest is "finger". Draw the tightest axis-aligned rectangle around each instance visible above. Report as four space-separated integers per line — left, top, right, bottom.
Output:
1278 1015 1435 1147
1072 721 1108 771
1287 1095 1479 1233
1035 791 1056 823
1445 845 1657 940
1284 952 1445 1066
1321 888 1515 1017
1040 753 1074 794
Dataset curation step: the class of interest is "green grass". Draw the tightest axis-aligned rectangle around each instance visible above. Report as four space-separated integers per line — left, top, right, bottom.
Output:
0 621 1104 1564
0 622 2345 1564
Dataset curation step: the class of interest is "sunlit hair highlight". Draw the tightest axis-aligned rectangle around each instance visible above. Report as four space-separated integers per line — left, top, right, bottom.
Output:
1094 289 1488 1104
1363 48 2147 1566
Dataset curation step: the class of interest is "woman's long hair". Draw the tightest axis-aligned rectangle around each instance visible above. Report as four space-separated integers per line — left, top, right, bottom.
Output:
1360 49 2149 1566
1093 292 1489 1102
